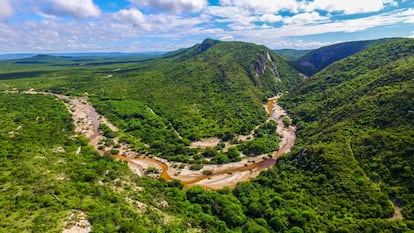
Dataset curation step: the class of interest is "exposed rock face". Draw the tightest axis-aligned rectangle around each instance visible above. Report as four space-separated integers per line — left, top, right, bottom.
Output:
251 50 280 86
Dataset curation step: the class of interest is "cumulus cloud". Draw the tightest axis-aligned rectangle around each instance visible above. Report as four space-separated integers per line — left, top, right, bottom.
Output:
235 8 414 40
130 0 207 14
228 20 256 30
302 0 388 14
0 0 412 53
259 14 283 23
283 12 329 25
0 0 14 21
43 0 101 19
219 0 299 14
401 8 414 23
114 8 147 29
113 8 205 32
206 6 246 19
207 6 284 31
208 0 406 31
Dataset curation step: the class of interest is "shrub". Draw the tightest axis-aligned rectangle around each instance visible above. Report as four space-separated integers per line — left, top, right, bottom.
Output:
190 164 203 170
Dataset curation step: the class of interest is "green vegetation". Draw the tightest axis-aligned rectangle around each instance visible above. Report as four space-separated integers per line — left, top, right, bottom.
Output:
99 124 118 138
273 49 310 61
0 38 413 232
282 117 291 126
0 39 301 163
278 38 414 226
0 93 290 233
238 121 280 156
0 93 186 232
290 37 401 76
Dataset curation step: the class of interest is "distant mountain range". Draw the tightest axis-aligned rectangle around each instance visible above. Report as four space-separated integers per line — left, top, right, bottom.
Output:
273 49 310 61
0 52 165 61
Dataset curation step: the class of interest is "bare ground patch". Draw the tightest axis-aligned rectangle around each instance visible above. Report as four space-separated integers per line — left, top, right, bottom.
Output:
62 210 91 233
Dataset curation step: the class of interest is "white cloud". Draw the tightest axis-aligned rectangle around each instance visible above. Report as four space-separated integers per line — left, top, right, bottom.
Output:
302 0 390 14
43 0 101 19
207 7 284 30
0 1 412 53
260 24 272 29
0 0 14 21
234 8 414 40
283 12 329 25
130 0 207 14
114 8 205 32
228 21 256 30
259 14 283 23
220 35 234 40
401 8 414 23
206 5 258 30
219 0 299 14
270 39 335 49
114 8 147 29
206 6 247 19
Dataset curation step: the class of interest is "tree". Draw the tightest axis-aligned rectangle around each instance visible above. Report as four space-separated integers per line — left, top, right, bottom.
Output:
227 147 241 161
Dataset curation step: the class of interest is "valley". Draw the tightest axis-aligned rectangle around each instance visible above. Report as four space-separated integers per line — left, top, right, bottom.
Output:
23 90 295 190
0 38 413 232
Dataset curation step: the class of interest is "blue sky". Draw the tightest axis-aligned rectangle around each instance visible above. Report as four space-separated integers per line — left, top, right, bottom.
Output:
0 0 413 53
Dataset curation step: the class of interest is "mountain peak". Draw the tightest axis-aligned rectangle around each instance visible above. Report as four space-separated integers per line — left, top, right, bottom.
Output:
200 38 219 45
163 38 220 59
199 38 219 52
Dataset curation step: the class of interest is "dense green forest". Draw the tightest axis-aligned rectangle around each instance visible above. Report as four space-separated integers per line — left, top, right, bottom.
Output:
0 93 261 232
0 93 185 232
278 38 414 229
0 39 301 162
0 38 413 232
288 38 401 76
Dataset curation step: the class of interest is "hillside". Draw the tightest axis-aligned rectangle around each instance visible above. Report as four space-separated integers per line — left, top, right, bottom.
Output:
273 49 309 61
291 38 401 76
0 39 301 163
274 38 414 229
0 93 250 232
1 38 413 232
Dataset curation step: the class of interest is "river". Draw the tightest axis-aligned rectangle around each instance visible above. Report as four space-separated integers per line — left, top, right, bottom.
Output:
24 90 295 189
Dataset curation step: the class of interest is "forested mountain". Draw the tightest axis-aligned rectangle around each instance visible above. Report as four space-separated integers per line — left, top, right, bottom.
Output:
275 38 414 230
0 39 301 162
290 38 401 76
0 38 413 232
273 49 310 61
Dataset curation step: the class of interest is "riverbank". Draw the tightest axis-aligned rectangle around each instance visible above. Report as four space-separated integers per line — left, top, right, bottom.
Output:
23 90 295 189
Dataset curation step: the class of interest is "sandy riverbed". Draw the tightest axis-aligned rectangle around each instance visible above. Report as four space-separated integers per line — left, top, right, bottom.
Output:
24 90 295 190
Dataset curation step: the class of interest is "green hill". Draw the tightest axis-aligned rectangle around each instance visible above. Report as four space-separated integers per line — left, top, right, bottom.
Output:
273 38 414 228
174 38 414 232
177 38 413 232
292 38 401 76
1 38 413 232
0 39 301 162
